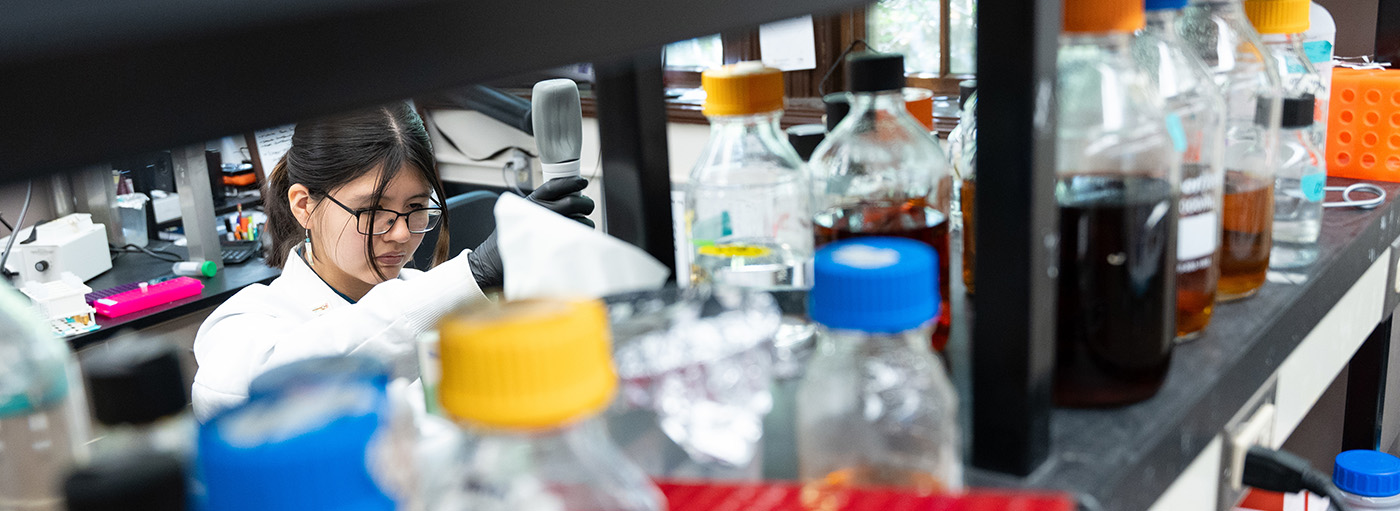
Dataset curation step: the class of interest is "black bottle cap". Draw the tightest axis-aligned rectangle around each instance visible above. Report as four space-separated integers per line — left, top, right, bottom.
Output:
786 124 827 161
959 80 978 110
823 93 852 131
1256 95 1316 128
82 339 188 426
64 451 186 511
845 52 906 93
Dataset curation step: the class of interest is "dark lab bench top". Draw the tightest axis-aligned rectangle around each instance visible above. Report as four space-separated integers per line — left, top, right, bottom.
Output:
69 241 281 351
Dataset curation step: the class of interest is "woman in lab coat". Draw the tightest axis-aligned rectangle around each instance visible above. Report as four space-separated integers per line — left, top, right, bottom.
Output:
191 102 593 420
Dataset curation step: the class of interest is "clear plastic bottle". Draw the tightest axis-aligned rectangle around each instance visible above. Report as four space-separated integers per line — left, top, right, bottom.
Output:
1055 0 1180 407
797 237 961 507
1135 0 1229 341
1178 0 1284 301
1269 95 1325 268
426 299 664 511
198 367 398 511
1334 450 1400 510
1244 0 1329 157
685 62 813 291
948 80 978 295
0 284 91 511
1304 2 1336 93
809 52 954 352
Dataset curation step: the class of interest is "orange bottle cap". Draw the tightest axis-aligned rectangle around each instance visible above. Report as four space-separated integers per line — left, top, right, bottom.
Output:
702 62 786 116
1243 0 1310 34
1063 0 1146 33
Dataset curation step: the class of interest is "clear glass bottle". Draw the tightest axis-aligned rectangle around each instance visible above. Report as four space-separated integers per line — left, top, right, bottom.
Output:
797 238 961 507
1135 0 1229 341
427 299 664 511
948 80 978 295
685 62 813 291
1269 95 1325 268
1178 0 1284 301
809 52 954 352
1055 0 1180 407
1244 0 1329 157
0 284 91 511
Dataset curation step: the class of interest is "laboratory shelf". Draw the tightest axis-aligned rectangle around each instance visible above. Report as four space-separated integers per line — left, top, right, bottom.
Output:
966 177 1400 510
0 0 865 179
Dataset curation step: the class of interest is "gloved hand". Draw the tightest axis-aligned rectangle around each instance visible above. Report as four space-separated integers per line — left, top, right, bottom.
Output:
526 176 595 228
465 177 596 289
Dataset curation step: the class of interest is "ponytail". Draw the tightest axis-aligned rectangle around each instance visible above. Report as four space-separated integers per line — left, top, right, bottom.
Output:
262 157 300 268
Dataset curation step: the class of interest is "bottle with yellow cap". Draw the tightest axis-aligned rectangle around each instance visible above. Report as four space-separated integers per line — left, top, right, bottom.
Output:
1133 0 1229 341
1245 0 1328 155
424 299 664 511
685 61 813 291
1178 0 1284 301
1055 0 1181 407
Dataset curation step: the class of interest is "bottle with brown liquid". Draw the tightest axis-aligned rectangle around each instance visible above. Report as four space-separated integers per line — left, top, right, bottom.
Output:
809 52 954 352
1054 0 1182 407
948 81 979 295
1217 99 1280 299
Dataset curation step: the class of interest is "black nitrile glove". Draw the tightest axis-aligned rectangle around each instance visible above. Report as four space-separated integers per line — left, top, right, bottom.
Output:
467 231 502 289
525 176 595 228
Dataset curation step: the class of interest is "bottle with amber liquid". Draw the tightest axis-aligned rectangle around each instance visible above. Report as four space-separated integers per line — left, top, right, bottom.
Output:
1178 0 1284 300
797 238 961 507
1054 0 1181 407
809 52 954 352
948 80 979 295
1134 0 1228 340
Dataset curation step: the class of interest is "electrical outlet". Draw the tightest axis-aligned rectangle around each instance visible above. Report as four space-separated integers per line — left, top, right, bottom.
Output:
1218 378 1278 510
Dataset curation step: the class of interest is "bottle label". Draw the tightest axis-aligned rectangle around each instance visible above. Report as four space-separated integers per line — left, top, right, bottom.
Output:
1178 211 1219 262
1303 41 1334 66
698 245 772 258
1301 170 1326 202
1164 113 1188 154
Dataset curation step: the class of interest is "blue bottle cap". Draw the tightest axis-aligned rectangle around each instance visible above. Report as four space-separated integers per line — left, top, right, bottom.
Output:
247 355 389 399
1334 450 1400 497
809 237 940 333
199 383 396 511
1145 0 1187 11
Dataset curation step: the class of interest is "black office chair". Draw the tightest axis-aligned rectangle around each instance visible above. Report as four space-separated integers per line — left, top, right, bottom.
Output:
412 190 499 270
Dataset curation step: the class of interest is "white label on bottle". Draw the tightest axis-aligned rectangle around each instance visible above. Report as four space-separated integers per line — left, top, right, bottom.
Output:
1178 212 1219 261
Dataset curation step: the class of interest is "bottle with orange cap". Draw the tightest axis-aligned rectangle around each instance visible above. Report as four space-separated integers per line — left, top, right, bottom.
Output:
1133 0 1229 341
684 61 813 291
1178 0 1285 301
1054 0 1181 407
424 299 664 511
1245 0 1328 154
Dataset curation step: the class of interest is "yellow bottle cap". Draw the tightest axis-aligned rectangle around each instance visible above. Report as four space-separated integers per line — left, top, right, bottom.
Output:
1244 0 1310 34
1063 0 1146 33
702 61 786 116
437 299 616 429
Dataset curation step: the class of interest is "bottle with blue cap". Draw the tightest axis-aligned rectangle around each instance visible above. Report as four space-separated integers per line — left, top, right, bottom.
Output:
1335 449 1400 510
1135 0 1229 341
796 238 961 505
197 359 399 511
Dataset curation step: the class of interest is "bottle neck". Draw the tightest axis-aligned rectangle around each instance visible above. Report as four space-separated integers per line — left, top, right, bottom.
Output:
848 89 909 115
1144 9 1180 35
705 110 786 140
1060 31 1136 51
816 325 933 354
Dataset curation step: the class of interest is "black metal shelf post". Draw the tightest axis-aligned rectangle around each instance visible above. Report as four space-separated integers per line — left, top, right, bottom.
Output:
969 0 1061 476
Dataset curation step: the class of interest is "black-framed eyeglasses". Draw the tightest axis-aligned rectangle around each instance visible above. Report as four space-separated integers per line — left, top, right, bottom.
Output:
324 194 444 236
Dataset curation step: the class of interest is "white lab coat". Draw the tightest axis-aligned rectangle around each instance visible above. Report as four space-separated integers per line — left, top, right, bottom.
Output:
191 248 487 421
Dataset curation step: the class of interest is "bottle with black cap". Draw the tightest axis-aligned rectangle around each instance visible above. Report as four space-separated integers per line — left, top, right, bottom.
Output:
81 337 194 457
1267 94 1324 269
64 450 187 511
809 52 954 353
947 79 978 294
0 283 91 511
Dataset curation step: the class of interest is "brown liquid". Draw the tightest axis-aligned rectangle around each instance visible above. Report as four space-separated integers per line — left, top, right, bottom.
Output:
1054 176 1175 408
802 467 949 511
1176 267 1216 339
1218 171 1273 301
1175 163 1221 339
960 179 976 295
814 198 951 351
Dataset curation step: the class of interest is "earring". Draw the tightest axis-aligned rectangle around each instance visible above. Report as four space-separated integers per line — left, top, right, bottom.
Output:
303 228 314 266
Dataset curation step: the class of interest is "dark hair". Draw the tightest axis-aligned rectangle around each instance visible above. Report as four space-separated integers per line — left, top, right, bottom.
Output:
263 102 449 278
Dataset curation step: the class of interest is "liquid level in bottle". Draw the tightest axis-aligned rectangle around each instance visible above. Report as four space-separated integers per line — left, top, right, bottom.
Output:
814 199 951 351
960 179 976 295
1054 176 1174 408
1218 170 1273 301
1176 265 1216 340
801 466 949 511
1175 163 1221 340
